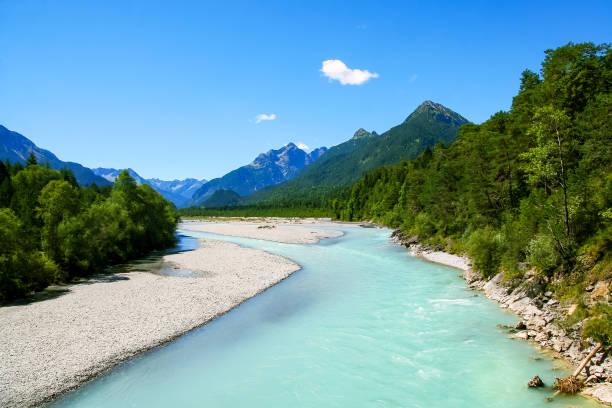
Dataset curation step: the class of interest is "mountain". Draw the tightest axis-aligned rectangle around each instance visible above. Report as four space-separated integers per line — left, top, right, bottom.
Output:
0 125 111 186
93 167 147 185
146 178 207 203
243 101 469 204
202 189 241 207
92 167 206 206
185 143 328 207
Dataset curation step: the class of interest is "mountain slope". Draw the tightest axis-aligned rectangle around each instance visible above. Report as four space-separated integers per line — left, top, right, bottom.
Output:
243 101 469 204
0 125 111 186
92 167 206 206
202 189 241 207
185 143 327 207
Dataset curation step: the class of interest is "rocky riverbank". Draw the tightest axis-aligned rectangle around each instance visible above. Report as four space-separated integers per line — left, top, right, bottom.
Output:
391 229 612 405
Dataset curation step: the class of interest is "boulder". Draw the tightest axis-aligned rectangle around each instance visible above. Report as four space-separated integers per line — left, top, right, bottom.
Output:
512 331 529 340
527 375 544 387
590 281 610 301
535 332 548 342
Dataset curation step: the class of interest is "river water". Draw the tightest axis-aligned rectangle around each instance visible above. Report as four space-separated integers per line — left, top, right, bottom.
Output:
50 226 600 407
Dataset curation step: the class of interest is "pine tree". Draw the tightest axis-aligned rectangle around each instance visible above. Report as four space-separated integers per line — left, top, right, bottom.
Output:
26 151 38 167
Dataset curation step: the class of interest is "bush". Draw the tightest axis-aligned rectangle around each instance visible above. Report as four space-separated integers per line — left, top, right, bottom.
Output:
582 303 612 348
465 226 502 278
526 234 560 274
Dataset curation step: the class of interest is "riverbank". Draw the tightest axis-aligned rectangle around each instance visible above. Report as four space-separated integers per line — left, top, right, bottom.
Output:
180 220 346 243
391 231 612 405
0 237 300 408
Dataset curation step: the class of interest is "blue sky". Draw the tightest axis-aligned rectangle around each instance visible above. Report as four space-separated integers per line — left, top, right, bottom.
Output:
1 1 611 180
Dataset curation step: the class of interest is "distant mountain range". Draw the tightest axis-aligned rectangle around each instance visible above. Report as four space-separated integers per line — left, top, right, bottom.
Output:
185 143 327 207
241 101 469 205
91 168 206 207
0 125 208 206
1 100 467 210
0 125 111 187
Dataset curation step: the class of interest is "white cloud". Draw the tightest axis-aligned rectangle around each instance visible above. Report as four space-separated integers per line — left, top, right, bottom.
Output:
320 59 379 85
254 113 276 124
296 142 310 151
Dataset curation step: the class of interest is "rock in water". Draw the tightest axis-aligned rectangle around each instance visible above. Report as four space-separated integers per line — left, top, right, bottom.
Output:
527 375 544 387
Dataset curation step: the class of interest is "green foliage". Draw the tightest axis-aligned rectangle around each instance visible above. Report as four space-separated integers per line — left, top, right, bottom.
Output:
583 303 612 347
202 189 242 207
0 166 177 302
525 235 560 273
0 208 61 303
465 227 502 278
26 151 37 167
178 204 334 219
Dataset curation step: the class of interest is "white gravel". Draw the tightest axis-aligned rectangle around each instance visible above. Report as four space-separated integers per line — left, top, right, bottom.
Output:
180 222 344 244
0 238 300 408
407 245 471 271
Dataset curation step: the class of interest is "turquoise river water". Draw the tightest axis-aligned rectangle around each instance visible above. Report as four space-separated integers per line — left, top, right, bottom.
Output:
50 226 600 407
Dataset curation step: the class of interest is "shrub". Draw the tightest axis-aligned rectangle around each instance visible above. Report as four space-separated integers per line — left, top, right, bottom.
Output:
465 226 502 278
526 234 560 274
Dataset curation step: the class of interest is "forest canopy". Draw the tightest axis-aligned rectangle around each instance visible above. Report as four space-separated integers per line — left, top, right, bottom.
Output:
0 163 177 303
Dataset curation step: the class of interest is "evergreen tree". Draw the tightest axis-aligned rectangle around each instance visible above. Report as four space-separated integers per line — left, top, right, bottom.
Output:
26 151 37 167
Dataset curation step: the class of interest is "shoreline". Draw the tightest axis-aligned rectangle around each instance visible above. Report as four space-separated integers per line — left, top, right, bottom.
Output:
0 237 304 408
2 219 608 406
179 221 345 244
392 233 612 406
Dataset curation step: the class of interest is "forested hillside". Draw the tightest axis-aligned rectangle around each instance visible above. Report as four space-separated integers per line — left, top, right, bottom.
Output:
241 101 468 206
0 158 177 302
337 42 611 342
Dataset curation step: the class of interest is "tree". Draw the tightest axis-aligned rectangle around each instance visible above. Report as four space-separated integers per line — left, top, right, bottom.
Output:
521 106 573 237
37 180 80 263
60 168 79 188
26 151 38 167
0 161 12 207
0 208 60 302
9 166 60 231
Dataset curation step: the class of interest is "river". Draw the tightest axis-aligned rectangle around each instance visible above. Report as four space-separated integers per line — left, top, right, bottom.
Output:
50 226 600 407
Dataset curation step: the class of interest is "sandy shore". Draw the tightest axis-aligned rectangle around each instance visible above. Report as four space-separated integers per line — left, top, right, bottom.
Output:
180 222 345 244
0 238 300 408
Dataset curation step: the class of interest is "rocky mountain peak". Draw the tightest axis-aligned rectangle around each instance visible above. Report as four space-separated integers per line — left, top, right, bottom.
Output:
352 128 376 140
405 100 469 126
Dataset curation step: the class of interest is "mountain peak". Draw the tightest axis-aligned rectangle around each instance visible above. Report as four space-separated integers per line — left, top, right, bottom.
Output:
352 128 376 140
405 100 469 125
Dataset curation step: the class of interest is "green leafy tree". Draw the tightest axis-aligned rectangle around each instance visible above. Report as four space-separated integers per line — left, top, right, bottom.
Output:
521 106 573 237
0 208 60 302
9 166 60 232
37 180 80 263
